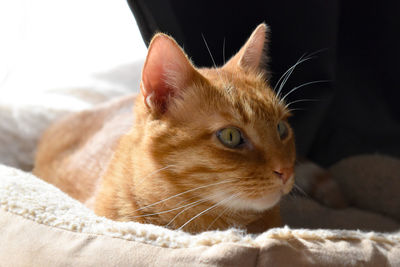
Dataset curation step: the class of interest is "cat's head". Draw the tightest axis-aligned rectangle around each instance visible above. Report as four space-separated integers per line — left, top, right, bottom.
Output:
139 23 295 213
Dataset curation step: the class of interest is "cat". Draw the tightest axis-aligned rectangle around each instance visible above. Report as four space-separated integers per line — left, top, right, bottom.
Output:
33 23 296 233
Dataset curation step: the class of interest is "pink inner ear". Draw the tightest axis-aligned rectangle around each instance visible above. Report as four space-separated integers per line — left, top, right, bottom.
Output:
141 52 171 111
141 34 194 113
239 24 268 71
223 23 268 73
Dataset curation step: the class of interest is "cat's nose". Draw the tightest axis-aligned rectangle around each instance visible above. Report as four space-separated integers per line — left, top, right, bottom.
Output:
273 167 294 184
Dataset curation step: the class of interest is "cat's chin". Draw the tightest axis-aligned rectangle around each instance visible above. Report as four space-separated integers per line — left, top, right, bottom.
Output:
209 190 283 212
234 192 283 212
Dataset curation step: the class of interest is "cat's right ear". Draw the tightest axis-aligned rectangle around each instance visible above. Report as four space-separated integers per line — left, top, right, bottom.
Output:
140 34 197 114
224 23 269 74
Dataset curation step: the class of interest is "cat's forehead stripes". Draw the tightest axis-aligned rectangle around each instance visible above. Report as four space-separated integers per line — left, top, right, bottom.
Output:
199 67 286 124
219 81 284 123
231 90 280 123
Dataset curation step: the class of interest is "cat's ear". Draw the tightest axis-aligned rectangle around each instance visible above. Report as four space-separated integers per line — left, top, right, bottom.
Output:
224 23 269 73
140 34 197 114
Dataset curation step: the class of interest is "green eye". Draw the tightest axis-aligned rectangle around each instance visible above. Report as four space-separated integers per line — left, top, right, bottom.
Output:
217 127 244 148
277 121 288 140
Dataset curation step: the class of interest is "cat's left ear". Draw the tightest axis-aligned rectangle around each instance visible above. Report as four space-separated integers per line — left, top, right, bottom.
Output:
140 33 199 114
224 23 269 73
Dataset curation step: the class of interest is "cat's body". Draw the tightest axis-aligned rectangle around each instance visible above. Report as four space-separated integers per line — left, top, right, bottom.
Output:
34 95 135 207
34 24 296 233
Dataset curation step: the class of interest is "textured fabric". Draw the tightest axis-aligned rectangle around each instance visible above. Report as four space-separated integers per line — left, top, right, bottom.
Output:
0 211 259 267
2 207 400 267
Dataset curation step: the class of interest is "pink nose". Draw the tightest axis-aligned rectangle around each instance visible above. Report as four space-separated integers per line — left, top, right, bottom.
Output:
273 167 294 184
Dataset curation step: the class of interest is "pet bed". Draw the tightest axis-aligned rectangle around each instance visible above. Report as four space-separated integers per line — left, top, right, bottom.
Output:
1 86 400 266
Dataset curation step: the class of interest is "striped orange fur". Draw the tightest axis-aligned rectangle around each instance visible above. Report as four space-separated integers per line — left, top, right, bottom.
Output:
34 24 296 233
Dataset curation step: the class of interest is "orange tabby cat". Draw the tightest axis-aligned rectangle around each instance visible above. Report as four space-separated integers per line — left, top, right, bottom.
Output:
33 23 296 233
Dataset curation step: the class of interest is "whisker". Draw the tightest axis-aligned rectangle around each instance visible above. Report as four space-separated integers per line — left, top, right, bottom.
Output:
133 180 233 213
289 189 298 198
202 34 224 83
285 188 307 220
273 53 304 88
280 80 331 103
165 199 208 227
293 183 308 197
285 98 319 108
172 194 198 207
275 48 329 100
277 54 312 98
274 55 314 97
306 47 329 57
287 191 299 203
274 53 306 93
206 205 231 231
134 165 175 188
178 194 238 231
287 108 306 113
133 198 205 218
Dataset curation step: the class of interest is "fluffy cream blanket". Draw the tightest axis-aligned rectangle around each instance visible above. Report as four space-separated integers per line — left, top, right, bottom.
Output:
0 86 399 266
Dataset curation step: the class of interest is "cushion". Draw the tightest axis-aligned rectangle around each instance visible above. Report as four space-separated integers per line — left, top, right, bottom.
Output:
1 164 400 266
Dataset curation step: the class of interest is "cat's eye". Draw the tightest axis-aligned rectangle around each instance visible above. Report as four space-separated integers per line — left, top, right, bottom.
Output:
217 127 244 148
277 121 289 140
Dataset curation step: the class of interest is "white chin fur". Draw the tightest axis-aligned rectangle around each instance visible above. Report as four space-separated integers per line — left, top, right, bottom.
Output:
230 192 282 212
209 191 282 212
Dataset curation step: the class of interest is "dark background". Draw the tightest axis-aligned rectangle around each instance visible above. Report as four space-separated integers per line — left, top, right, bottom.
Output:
128 0 400 167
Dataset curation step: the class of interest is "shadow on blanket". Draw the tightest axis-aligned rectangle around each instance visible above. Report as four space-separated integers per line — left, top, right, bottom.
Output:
282 154 400 232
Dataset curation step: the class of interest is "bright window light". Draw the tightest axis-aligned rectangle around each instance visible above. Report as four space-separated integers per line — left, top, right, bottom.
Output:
0 0 147 101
